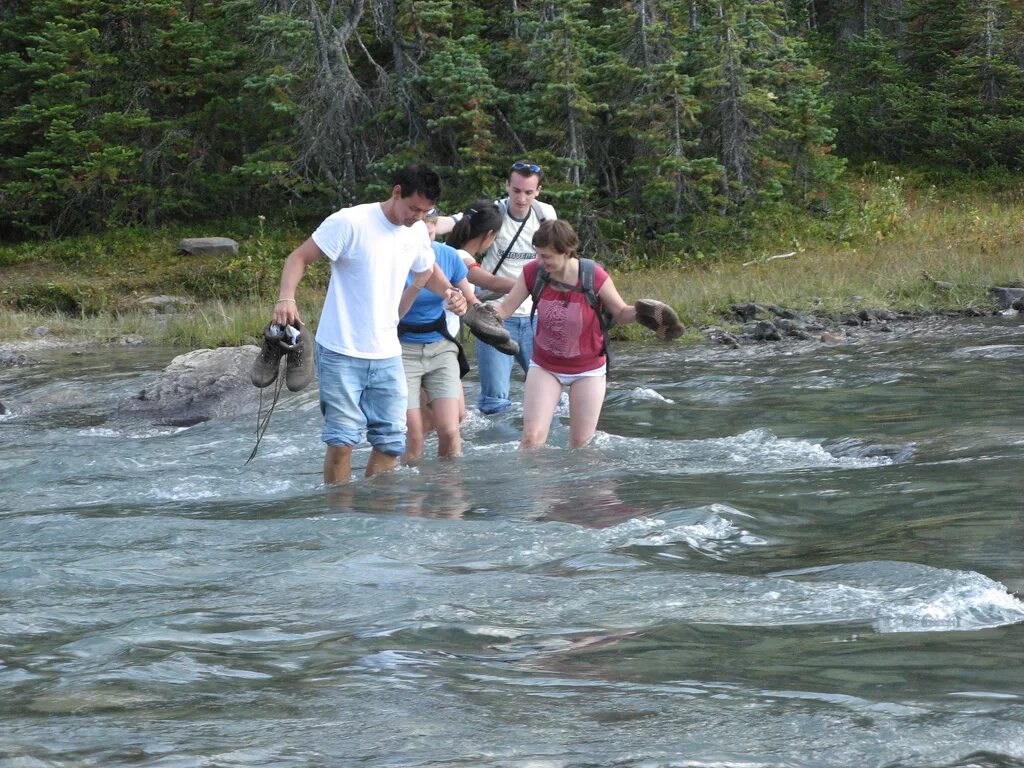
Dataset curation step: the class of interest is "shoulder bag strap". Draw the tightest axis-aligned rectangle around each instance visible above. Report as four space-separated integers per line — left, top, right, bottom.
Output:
490 203 532 276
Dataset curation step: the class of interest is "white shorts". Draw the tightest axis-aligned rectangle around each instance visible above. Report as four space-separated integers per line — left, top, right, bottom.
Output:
530 361 607 386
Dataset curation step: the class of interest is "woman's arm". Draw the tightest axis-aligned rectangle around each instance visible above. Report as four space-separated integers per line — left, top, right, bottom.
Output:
495 273 530 320
457 250 515 295
468 269 516 295
455 276 482 307
598 277 637 325
400 264 468 318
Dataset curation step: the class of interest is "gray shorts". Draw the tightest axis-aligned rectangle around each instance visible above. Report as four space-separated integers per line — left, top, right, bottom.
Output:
401 339 462 405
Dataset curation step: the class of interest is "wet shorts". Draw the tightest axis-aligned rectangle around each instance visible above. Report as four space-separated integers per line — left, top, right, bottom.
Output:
315 344 407 455
401 339 462 405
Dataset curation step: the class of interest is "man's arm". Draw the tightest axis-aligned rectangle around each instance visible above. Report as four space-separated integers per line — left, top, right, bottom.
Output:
272 238 326 326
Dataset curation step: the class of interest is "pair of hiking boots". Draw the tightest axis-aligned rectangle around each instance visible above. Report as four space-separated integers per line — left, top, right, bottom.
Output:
250 323 313 391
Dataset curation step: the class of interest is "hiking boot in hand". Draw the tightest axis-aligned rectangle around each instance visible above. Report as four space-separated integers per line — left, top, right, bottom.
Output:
284 323 314 392
250 323 289 387
634 299 684 341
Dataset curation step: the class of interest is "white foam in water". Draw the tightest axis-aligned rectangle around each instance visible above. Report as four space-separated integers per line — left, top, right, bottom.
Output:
770 562 1024 634
952 344 1024 360
628 387 675 404
76 427 122 437
598 428 893 475
608 506 753 550
874 576 1024 633
718 429 890 470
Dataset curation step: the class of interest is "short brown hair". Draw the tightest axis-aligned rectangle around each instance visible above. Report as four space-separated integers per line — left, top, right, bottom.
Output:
531 219 578 256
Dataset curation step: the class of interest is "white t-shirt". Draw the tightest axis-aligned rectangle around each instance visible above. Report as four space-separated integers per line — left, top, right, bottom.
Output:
312 202 435 359
480 199 557 317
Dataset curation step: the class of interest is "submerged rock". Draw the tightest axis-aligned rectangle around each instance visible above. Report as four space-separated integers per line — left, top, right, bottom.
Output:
702 326 741 348
0 351 38 368
117 346 263 427
824 437 915 463
751 320 783 341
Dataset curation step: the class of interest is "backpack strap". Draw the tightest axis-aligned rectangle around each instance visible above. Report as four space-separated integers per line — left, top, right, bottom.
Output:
528 258 614 371
579 258 613 368
496 198 547 223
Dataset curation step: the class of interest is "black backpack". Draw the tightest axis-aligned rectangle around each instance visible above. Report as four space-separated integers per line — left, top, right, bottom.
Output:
527 257 615 369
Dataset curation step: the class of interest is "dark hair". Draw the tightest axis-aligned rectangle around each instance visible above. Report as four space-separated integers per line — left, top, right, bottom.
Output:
532 219 578 256
390 164 441 203
447 199 502 249
509 160 543 181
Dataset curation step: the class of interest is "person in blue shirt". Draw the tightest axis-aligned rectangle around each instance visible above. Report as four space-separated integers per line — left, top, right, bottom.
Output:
398 201 501 461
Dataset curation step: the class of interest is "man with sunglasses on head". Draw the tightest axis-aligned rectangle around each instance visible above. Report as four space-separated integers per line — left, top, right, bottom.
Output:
436 161 558 414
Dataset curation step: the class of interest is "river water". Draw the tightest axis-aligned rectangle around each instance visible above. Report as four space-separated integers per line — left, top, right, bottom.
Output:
1 317 1023 767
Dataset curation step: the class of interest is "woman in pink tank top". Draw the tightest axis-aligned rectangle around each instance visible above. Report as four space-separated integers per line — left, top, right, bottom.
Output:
494 220 640 449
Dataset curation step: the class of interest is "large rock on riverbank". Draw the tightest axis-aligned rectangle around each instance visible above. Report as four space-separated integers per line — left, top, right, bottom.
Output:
177 237 239 257
117 346 264 427
988 286 1024 310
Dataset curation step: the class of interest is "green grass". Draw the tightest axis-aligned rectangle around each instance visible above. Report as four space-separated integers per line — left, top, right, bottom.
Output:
1 176 1021 348
613 181 1023 332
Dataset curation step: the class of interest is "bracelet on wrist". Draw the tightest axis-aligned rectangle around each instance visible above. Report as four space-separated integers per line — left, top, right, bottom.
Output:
275 298 296 305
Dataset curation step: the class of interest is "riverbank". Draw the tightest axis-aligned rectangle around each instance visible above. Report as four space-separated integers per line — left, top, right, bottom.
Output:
1 177 1022 351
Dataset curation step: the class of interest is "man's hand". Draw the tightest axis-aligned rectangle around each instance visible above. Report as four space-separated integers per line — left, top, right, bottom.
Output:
273 298 301 326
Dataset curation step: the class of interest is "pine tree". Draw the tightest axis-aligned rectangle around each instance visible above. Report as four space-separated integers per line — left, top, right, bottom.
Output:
516 0 603 220
828 29 924 161
906 0 1024 169
691 0 843 211
0 0 279 236
592 0 724 247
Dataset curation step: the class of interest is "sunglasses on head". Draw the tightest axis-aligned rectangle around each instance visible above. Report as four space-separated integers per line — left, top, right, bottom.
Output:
511 161 542 174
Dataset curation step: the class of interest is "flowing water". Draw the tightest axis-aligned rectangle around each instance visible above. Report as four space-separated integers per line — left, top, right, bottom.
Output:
1 318 1023 768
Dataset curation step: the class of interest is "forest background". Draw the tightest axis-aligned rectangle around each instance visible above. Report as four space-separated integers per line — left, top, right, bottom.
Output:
1 0 1023 340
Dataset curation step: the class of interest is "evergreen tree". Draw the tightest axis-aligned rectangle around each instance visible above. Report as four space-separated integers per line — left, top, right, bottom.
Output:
0 0 281 236
517 0 603 220
594 0 723 247
691 0 843 212
828 30 924 161
400 1 503 200
906 0 1024 169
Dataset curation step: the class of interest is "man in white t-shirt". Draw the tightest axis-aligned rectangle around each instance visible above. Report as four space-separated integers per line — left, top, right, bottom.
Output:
436 161 557 414
271 165 467 485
